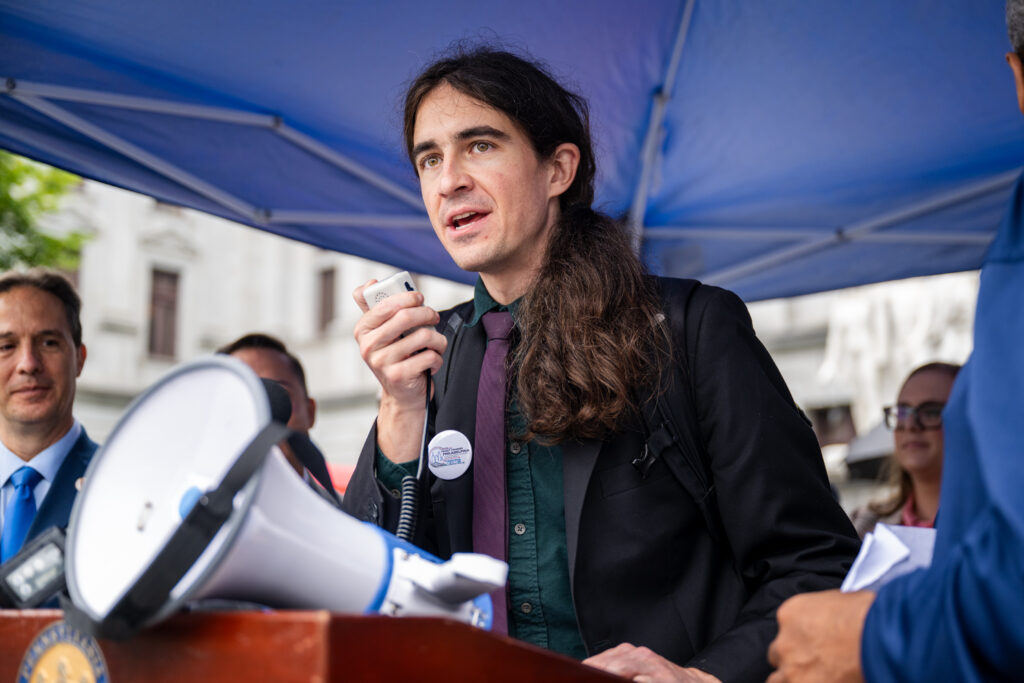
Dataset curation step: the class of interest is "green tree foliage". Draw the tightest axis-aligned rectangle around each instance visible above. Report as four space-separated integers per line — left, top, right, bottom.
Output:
0 151 87 271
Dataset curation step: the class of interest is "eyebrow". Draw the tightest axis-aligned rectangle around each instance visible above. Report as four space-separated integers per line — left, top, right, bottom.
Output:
0 330 65 340
411 125 512 160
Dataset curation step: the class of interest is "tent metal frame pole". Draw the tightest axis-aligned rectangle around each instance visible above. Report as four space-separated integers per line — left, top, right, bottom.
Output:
852 232 992 245
839 169 1020 239
268 210 430 229
702 168 1021 286
648 227 836 240
646 226 993 244
4 79 276 126
4 78 424 211
275 124 424 210
12 94 259 220
626 0 696 247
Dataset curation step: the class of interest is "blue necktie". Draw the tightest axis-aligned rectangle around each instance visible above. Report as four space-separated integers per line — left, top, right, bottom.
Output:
473 310 514 634
2 466 43 563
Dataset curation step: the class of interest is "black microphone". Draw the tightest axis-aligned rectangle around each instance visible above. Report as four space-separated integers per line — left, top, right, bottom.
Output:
0 526 67 608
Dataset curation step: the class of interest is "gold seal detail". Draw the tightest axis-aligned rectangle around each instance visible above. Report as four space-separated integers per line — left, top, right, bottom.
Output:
18 621 108 683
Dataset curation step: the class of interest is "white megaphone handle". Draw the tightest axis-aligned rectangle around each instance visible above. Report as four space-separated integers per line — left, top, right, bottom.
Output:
380 549 508 625
399 552 508 604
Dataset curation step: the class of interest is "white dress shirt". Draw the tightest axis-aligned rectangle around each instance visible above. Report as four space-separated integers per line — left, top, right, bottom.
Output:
0 420 82 528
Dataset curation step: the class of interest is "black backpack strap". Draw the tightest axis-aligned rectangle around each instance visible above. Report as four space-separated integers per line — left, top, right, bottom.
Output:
286 432 343 507
638 278 725 547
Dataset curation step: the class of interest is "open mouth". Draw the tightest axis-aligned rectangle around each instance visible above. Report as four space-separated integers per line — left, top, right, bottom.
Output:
451 211 485 229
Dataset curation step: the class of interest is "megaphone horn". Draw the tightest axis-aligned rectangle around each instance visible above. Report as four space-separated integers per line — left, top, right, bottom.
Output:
63 357 507 640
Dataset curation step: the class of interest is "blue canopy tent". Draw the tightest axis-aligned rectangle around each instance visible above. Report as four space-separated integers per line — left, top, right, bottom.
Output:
1 1 1022 300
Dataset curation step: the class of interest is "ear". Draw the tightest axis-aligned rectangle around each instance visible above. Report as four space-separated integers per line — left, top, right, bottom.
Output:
306 396 317 430
547 142 581 200
1007 52 1024 116
76 343 87 377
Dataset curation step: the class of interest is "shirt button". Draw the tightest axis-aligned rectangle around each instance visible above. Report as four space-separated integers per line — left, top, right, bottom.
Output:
520 602 533 614
510 442 522 455
513 523 526 535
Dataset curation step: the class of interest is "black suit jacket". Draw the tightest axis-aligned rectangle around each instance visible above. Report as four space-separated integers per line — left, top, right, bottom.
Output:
344 279 859 682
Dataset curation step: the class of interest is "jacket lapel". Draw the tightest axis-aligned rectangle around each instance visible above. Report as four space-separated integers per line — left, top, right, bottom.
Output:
432 320 487 554
562 437 601 591
28 430 98 540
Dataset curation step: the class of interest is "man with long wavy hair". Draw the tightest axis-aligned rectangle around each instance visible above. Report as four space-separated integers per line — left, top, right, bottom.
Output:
344 47 858 682
768 4 1024 681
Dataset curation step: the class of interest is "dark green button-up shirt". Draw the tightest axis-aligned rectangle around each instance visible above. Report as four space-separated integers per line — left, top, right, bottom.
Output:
377 279 587 659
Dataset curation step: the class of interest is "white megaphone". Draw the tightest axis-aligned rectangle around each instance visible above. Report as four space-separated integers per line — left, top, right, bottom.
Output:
63 356 507 640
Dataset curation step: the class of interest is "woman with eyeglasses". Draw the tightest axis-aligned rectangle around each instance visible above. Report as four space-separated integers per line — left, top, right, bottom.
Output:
850 362 962 538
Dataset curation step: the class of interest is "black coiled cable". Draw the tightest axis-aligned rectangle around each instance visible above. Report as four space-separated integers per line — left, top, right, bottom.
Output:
394 371 430 541
395 474 419 541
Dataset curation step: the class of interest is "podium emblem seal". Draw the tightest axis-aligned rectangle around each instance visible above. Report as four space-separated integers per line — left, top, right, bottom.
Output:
17 620 109 683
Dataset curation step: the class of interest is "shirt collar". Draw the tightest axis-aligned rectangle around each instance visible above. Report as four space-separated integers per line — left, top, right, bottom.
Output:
467 277 521 327
900 491 935 528
0 420 82 486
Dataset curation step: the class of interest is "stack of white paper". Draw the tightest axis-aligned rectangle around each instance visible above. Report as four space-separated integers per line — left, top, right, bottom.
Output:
840 523 936 593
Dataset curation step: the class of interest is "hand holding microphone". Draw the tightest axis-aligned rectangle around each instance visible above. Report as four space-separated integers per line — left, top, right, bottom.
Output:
354 270 445 386
353 272 447 465
355 272 444 540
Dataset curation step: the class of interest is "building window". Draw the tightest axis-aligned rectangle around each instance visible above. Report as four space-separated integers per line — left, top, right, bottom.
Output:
318 267 336 334
148 269 179 358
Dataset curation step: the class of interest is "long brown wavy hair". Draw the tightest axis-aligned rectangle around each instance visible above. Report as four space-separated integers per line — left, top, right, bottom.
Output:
404 47 669 443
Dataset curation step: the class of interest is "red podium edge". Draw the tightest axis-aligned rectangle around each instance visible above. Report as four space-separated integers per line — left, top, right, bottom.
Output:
0 609 622 681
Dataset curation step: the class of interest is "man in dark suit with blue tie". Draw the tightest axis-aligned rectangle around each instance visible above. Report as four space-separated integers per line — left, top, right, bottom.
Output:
0 269 97 564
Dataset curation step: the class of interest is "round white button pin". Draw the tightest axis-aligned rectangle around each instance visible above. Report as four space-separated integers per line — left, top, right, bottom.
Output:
427 430 472 480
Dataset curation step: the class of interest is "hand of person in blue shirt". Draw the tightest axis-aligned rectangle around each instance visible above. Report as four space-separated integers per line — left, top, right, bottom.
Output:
767 590 875 683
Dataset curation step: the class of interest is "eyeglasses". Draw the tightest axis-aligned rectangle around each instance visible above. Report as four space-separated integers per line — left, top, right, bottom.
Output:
882 402 945 430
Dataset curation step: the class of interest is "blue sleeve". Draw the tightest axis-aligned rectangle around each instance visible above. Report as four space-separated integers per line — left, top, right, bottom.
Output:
862 506 1024 682
861 174 1024 682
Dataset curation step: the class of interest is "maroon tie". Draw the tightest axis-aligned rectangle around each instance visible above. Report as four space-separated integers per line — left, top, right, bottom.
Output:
473 310 514 634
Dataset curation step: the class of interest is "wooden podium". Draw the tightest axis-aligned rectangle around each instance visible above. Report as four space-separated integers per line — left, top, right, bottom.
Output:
0 609 621 681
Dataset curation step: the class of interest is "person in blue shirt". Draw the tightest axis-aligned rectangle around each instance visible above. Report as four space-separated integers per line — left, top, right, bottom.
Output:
768 3 1024 680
